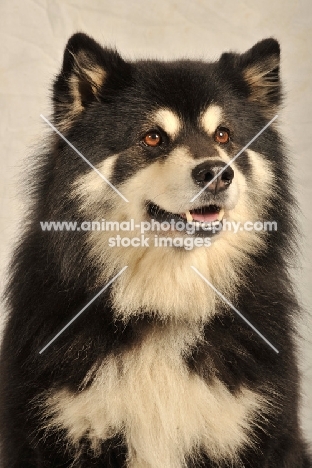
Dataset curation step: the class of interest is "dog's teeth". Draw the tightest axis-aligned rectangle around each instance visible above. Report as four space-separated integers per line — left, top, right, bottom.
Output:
217 208 225 221
185 210 193 222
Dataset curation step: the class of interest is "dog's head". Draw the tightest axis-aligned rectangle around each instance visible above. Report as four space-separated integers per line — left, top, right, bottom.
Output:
54 32 281 234
49 34 287 319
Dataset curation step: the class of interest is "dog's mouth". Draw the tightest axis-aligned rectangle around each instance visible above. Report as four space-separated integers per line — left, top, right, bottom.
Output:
183 206 224 223
146 202 224 235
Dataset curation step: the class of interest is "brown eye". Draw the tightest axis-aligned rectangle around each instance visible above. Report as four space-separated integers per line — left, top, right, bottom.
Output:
142 131 162 147
214 127 230 144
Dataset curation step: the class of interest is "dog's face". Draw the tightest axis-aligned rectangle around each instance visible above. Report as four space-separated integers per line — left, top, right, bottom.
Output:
54 33 280 234
50 34 282 320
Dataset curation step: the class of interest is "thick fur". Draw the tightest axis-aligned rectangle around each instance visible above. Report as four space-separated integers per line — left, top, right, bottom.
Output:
0 33 311 467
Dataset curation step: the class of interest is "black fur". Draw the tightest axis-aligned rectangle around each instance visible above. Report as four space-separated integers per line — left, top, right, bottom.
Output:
0 33 311 467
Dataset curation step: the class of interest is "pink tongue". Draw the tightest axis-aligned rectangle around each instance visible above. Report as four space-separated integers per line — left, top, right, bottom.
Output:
191 212 220 222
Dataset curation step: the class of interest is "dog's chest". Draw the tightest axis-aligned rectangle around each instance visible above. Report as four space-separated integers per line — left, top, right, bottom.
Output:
45 326 264 467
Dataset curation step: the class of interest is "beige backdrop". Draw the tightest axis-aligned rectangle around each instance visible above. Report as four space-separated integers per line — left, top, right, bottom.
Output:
0 0 311 442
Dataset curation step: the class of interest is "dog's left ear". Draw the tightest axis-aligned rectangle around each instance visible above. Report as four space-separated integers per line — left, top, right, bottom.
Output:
220 38 281 114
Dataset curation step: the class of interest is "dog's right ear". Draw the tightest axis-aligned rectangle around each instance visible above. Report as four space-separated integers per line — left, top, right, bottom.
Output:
53 33 131 130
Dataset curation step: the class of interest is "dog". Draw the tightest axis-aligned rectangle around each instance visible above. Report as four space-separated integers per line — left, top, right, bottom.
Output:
0 32 311 467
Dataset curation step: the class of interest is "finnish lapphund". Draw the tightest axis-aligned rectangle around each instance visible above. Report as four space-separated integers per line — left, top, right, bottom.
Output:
0 33 311 467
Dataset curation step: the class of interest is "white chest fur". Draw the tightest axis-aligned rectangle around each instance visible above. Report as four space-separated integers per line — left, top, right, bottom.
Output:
44 325 266 467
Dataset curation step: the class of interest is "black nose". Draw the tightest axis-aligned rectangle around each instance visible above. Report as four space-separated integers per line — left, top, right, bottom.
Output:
192 160 234 194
